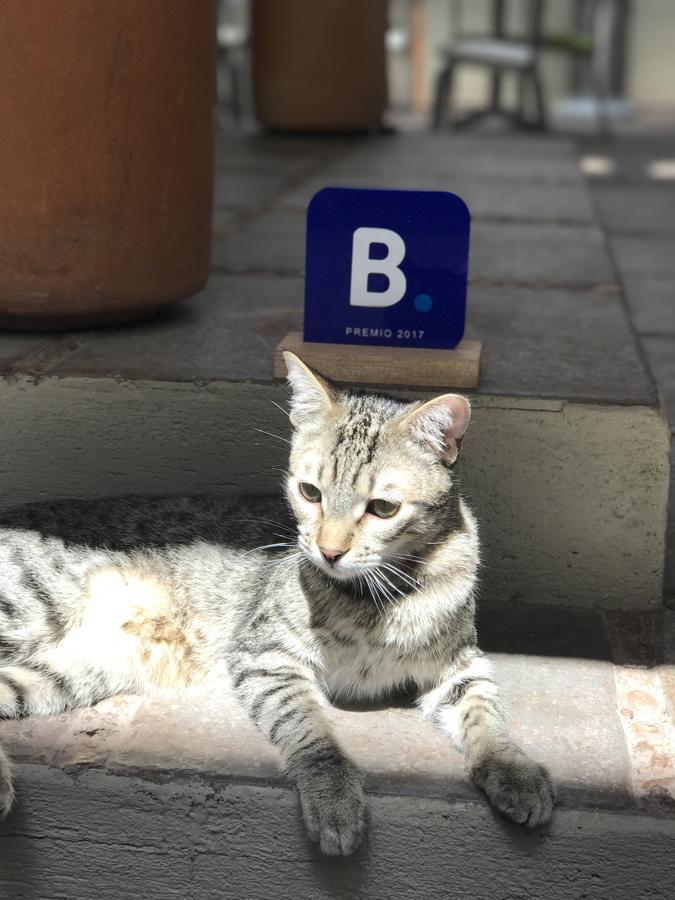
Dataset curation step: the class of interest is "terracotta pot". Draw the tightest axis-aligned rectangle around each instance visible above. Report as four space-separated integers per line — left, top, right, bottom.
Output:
252 0 388 132
0 0 216 329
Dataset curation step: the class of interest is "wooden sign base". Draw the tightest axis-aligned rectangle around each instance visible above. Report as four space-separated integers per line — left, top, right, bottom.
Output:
273 331 481 389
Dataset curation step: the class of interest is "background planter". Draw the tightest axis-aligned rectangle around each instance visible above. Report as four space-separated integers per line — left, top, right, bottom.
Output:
252 0 388 132
0 0 216 329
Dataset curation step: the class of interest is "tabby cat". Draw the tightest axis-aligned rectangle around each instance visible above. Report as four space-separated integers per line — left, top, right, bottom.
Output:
0 352 554 854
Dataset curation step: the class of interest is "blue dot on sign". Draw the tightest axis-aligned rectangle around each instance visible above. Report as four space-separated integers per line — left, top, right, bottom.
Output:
414 293 433 312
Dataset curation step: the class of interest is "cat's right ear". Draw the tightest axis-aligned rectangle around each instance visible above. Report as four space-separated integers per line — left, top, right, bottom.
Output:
398 393 471 464
283 352 335 427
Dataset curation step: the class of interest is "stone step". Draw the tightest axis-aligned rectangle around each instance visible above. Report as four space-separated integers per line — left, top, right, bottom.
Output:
0 130 669 610
0 601 673 898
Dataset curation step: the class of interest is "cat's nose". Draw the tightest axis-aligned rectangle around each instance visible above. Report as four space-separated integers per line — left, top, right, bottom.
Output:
319 546 346 565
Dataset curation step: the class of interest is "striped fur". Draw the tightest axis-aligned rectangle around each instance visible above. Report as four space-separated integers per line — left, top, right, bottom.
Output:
0 353 554 852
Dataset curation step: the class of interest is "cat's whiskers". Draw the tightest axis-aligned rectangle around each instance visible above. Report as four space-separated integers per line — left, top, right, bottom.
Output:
372 569 405 607
230 516 296 536
266 398 292 420
244 541 295 556
272 552 304 576
388 552 435 570
378 569 408 606
258 550 303 578
381 562 421 591
362 570 385 615
253 428 292 446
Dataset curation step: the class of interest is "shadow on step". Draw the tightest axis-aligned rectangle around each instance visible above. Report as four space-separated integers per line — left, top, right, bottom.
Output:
1 494 667 666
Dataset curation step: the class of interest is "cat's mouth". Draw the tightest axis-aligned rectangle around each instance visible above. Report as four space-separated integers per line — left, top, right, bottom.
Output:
309 551 357 581
301 544 392 585
298 541 361 581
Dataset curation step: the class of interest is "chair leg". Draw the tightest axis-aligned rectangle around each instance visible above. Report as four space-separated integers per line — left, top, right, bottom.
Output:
529 65 548 130
229 60 242 124
516 70 528 124
589 60 611 139
432 62 455 130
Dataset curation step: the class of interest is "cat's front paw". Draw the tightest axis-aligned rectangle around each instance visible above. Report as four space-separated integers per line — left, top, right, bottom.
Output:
0 750 15 818
471 750 555 827
295 759 366 856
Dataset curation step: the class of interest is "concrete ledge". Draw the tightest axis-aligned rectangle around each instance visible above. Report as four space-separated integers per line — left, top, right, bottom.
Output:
2 765 673 900
0 601 671 810
0 376 668 609
0 656 634 814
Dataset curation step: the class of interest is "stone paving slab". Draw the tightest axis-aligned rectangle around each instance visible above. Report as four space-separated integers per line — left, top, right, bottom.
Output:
463 285 652 404
607 235 675 335
212 209 306 275
602 603 675 808
610 235 675 279
277 173 595 224
9 275 651 408
0 332 57 374
215 145 317 177
493 654 633 808
326 143 583 183
211 206 239 235
592 184 675 235
470 221 615 286
642 336 675 427
339 133 581 169
621 275 675 335
31 275 303 384
323 156 583 184
211 209 616 289
214 171 294 211
214 129 358 173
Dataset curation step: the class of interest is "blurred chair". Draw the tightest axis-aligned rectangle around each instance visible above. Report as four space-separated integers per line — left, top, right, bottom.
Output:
433 0 547 130
543 0 622 137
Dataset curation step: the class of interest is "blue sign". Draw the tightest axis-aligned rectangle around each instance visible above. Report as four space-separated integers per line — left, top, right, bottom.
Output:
304 187 470 350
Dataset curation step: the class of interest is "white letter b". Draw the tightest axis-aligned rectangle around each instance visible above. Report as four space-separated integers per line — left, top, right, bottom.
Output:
349 227 407 308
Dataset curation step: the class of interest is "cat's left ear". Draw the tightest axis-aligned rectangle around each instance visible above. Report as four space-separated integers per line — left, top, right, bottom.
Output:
283 352 335 427
398 394 471 464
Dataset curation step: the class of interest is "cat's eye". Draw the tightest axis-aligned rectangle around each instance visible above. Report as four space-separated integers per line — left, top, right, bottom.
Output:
299 482 322 503
366 498 400 519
